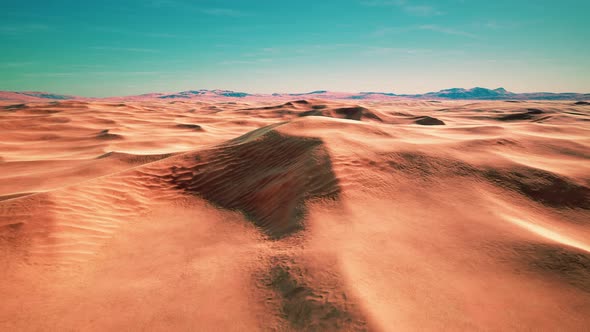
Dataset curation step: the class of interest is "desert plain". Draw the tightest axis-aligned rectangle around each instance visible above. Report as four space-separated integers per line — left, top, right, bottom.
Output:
0 96 589 331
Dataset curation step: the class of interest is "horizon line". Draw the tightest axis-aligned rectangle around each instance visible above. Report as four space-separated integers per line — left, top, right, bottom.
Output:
3 86 590 99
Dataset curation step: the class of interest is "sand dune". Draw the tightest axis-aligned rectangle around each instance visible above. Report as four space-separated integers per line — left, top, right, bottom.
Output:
0 98 589 331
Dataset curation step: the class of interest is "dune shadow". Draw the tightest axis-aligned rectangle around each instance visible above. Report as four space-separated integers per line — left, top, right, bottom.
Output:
513 243 590 293
383 151 590 210
262 255 368 331
164 126 341 239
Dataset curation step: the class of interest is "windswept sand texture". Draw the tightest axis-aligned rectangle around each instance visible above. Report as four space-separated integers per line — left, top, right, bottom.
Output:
1 98 589 331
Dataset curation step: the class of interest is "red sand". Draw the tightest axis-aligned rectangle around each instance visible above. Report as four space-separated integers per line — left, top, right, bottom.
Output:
1 98 589 331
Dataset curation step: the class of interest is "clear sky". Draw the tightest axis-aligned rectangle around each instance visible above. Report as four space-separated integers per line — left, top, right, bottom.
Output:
1 0 589 97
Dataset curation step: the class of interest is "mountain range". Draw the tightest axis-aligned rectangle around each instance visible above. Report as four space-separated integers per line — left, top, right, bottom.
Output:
1 87 589 102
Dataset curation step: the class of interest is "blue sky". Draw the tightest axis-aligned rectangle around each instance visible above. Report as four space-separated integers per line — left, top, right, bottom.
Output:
1 0 589 96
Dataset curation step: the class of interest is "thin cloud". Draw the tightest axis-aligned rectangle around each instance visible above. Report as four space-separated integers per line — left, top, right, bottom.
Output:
91 71 163 76
0 24 51 35
418 24 477 38
374 25 477 38
146 0 251 17
0 61 37 68
373 26 406 36
362 0 405 5
22 71 164 78
472 19 527 30
243 47 281 57
200 8 250 17
362 47 465 57
148 0 181 7
90 26 187 39
237 44 360 57
361 0 443 16
404 5 442 16
89 46 161 53
362 47 434 56
293 43 360 54
219 58 273 65
22 72 77 78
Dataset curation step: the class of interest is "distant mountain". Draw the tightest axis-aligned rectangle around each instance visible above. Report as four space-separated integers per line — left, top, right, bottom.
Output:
19 91 73 100
1 88 589 102
511 92 590 101
288 90 328 96
352 92 398 99
148 88 589 101
148 89 250 99
414 87 513 100
405 87 590 101
0 91 76 102
273 91 372 99
268 91 398 100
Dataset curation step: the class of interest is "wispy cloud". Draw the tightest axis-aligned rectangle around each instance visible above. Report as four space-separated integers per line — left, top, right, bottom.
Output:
291 43 360 55
219 58 273 65
0 61 37 68
362 46 465 57
472 19 528 31
146 0 251 17
90 26 187 39
0 23 51 35
362 47 433 56
242 47 282 57
89 46 161 53
418 24 477 37
22 71 164 78
93 71 163 76
374 24 477 38
403 5 442 16
200 8 250 17
22 72 77 78
148 0 181 7
361 0 443 16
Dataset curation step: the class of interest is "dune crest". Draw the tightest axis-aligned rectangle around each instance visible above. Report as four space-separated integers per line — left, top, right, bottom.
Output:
164 124 340 238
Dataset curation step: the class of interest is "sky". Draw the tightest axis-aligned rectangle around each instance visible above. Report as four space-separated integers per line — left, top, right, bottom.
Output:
1 0 589 97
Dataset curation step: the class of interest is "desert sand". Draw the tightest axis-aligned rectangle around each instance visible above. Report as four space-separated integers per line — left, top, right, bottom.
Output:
0 97 589 331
